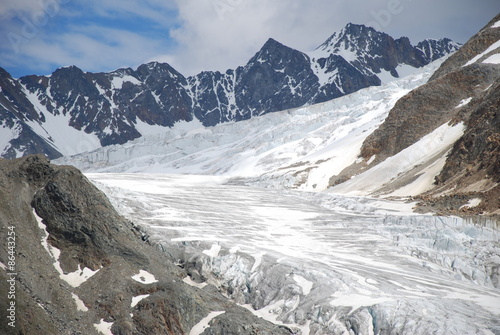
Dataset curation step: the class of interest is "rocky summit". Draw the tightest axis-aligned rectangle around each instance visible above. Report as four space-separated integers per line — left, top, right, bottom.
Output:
0 155 293 335
0 23 459 159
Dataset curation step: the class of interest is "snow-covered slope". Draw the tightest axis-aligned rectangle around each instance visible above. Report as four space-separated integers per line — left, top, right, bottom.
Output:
55 59 445 195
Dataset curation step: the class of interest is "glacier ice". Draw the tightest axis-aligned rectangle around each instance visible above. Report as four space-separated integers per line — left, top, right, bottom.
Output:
88 173 500 335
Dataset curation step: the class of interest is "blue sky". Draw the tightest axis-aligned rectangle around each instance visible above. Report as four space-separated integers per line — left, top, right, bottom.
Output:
1 0 499 78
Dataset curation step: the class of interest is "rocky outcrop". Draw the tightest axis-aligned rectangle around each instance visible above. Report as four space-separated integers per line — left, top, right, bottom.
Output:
416 76 500 216
0 155 293 335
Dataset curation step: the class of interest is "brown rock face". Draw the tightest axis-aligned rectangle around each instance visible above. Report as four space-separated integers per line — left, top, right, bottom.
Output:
360 64 499 162
331 13 500 216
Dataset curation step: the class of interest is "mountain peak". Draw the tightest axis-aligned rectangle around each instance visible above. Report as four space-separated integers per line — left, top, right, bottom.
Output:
317 23 383 52
259 37 291 52
0 22 460 159
52 65 85 77
247 37 302 66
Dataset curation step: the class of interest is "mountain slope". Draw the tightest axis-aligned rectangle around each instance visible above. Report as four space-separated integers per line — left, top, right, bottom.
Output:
54 60 443 187
0 155 293 335
0 23 459 159
333 13 500 215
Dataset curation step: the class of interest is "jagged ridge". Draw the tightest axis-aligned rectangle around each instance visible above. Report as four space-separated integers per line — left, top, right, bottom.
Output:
0 23 459 159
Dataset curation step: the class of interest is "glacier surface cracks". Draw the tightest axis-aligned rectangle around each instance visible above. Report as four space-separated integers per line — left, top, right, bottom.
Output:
88 174 500 335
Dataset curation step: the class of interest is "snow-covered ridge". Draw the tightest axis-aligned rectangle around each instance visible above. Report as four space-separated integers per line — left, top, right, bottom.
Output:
1 22 459 160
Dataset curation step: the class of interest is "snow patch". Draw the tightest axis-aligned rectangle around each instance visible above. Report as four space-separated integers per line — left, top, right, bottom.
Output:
0 122 23 157
94 319 114 335
71 293 88 312
131 294 150 307
293 275 313 295
366 155 376 165
492 20 500 28
251 252 266 272
388 149 451 197
59 265 101 288
189 311 225 335
111 75 141 89
203 244 221 258
241 300 285 325
332 122 466 196
33 209 99 287
483 53 500 65
183 276 208 289
464 39 500 66
460 198 482 209
22 87 101 156
455 97 472 108
131 270 158 284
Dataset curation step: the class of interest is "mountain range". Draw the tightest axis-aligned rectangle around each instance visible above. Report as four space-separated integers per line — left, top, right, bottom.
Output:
56 13 500 216
0 23 460 159
1 13 499 335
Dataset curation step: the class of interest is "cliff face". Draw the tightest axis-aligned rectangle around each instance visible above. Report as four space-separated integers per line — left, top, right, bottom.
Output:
0 155 292 335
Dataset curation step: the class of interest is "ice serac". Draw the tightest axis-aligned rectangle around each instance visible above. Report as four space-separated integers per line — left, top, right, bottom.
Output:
87 173 500 335
0 23 459 158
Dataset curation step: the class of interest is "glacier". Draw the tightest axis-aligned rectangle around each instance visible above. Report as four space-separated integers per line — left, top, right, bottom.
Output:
54 58 500 334
87 173 500 335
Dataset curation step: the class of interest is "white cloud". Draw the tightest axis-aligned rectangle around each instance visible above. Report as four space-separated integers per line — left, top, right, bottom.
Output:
0 0 47 19
161 0 349 75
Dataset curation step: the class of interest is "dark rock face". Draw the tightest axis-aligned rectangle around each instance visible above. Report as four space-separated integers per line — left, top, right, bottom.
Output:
0 23 459 158
0 68 61 159
427 77 500 215
234 38 320 120
359 13 500 162
0 155 293 335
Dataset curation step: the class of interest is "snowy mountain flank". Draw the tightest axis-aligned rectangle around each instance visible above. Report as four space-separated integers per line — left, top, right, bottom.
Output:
0 23 459 159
